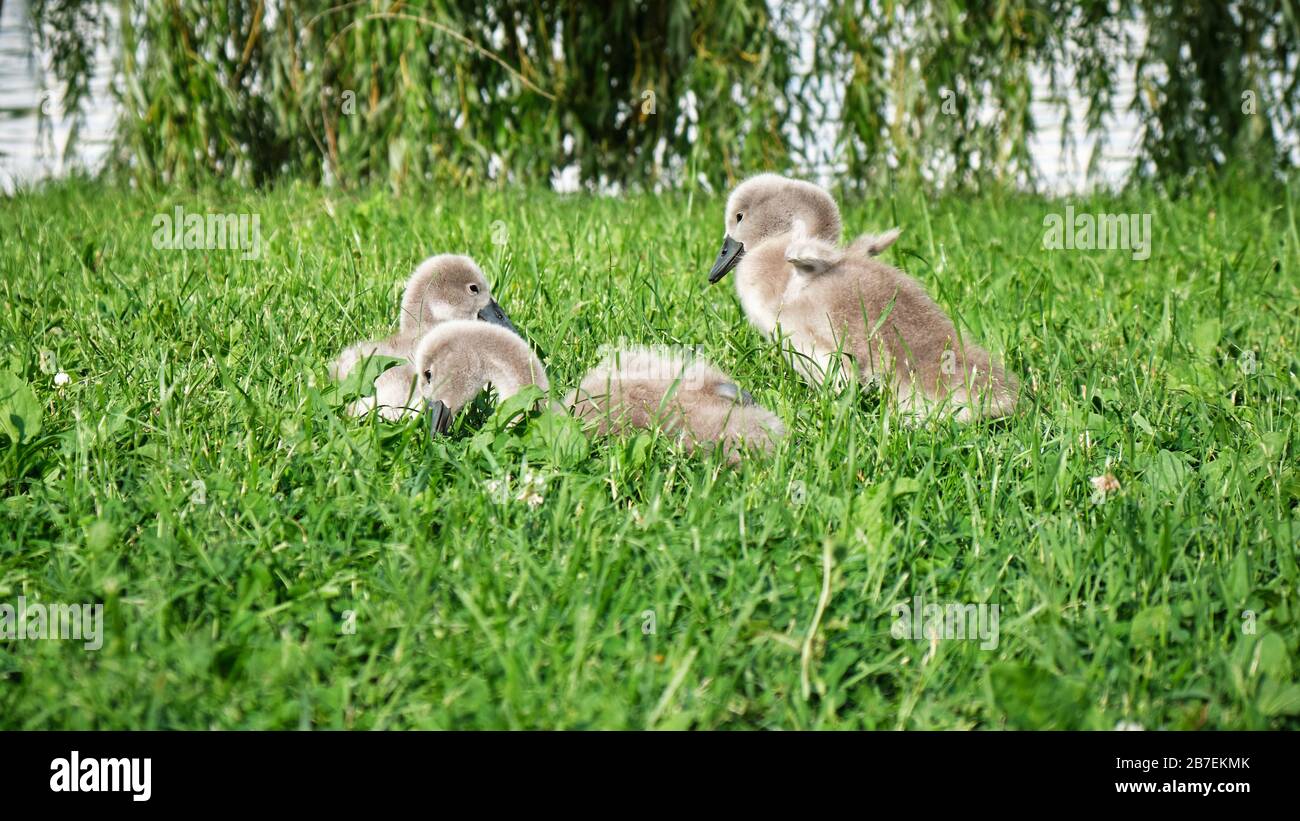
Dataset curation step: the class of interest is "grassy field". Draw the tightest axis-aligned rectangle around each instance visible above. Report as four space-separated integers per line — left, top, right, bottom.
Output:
1 177 1297 729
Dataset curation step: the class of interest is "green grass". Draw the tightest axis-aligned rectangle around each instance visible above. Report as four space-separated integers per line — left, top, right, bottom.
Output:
1 177 1297 729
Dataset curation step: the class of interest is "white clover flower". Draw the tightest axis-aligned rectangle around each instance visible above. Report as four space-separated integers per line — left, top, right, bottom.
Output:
54 372 71 386
514 473 546 508
1090 473 1120 495
486 470 547 508
519 469 544 491
484 476 512 504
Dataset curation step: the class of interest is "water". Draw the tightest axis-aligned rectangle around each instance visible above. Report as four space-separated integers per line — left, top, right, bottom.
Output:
0 0 1137 196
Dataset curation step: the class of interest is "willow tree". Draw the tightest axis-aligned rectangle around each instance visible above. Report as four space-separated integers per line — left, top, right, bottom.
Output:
816 0 1300 190
39 0 798 190
26 0 1300 191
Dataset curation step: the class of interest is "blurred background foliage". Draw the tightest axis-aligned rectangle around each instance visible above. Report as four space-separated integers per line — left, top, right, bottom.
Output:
24 0 1300 191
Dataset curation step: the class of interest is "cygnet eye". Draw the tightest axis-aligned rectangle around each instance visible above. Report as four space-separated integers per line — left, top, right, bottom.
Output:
423 370 432 381
468 283 480 294
735 212 743 222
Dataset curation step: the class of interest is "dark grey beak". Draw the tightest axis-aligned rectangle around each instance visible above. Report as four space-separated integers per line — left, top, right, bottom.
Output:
476 298 547 362
708 235 745 284
477 299 517 334
715 382 756 406
428 399 452 437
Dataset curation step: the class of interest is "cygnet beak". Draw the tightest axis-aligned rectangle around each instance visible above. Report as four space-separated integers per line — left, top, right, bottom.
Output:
708 235 745 284
715 381 756 406
477 299 518 334
428 399 453 437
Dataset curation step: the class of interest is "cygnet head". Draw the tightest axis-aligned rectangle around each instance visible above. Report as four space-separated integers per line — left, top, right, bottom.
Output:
412 319 548 434
400 254 517 337
708 174 842 284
